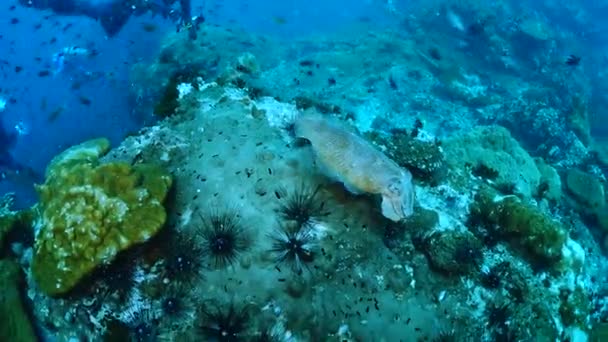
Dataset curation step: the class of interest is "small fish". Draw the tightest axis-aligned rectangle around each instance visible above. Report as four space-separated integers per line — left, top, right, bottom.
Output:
47 106 65 122
565 55 581 66
272 16 287 25
59 46 94 57
77 95 92 106
141 23 158 32
52 46 97 74
14 121 29 136
37 70 51 77
70 81 82 90
446 9 465 32
295 115 415 221
10 18 19 24
428 47 442 60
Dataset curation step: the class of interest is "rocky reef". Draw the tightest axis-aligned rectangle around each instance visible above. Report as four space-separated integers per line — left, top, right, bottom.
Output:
4 74 597 340
3 2 608 340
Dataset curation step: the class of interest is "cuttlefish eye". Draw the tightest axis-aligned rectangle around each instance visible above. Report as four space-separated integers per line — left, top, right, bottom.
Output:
386 178 402 195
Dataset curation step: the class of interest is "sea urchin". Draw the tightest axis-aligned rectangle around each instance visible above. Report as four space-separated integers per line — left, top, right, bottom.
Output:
277 183 328 228
197 302 250 342
162 225 205 286
269 221 316 275
200 209 249 269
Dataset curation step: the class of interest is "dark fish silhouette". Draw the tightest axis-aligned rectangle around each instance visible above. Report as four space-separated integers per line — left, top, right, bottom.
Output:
565 55 581 66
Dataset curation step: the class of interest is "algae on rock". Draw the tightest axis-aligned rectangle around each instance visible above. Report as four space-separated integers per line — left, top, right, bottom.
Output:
32 138 173 296
370 129 446 185
534 157 562 203
470 186 567 268
444 125 541 199
0 193 31 250
565 169 605 210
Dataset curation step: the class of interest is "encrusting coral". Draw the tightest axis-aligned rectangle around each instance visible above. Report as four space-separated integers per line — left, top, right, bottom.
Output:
370 129 446 185
32 138 172 296
470 186 567 268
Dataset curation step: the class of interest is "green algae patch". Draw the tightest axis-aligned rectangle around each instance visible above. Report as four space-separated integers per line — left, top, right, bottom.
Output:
32 139 172 296
0 259 37 342
370 130 446 185
470 186 567 268
0 209 34 253
0 194 34 254
560 286 591 329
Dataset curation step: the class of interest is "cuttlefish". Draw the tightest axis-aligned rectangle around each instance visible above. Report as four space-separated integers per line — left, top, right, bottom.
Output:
295 114 415 221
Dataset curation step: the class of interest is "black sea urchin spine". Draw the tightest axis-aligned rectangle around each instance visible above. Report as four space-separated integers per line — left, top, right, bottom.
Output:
162 225 205 286
200 209 249 269
196 302 250 342
277 183 328 228
269 222 316 275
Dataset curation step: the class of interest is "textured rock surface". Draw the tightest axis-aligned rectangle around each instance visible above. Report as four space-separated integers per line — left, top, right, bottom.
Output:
32 138 172 296
565 169 605 210
445 125 541 198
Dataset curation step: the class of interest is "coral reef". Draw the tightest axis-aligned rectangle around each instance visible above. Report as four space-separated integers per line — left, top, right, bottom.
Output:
23 70 603 341
32 138 172 296
18 4 608 339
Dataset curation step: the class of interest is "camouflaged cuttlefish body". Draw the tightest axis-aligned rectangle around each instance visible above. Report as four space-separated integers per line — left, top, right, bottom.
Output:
295 115 415 221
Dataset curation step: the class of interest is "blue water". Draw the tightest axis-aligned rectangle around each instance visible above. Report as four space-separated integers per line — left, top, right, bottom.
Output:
0 0 397 208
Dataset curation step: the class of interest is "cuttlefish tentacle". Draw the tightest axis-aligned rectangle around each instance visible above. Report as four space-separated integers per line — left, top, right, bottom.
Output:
295 114 415 221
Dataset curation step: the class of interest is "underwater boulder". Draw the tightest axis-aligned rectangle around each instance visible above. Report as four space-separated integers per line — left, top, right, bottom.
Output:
444 125 541 199
534 157 562 203
565 169 605 210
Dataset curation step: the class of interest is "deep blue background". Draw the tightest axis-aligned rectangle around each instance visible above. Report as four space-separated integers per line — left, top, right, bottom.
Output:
0 0 393 207
1 0 608 208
